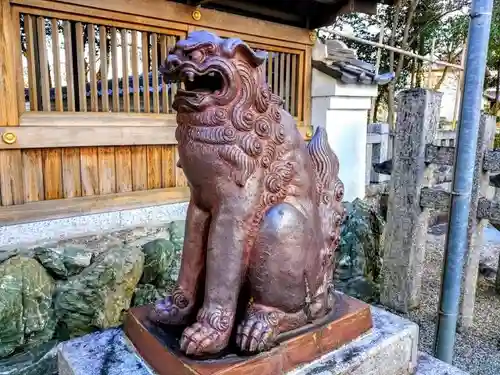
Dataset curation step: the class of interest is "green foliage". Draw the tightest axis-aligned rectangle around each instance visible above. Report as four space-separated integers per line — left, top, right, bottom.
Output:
317 0 470 122
494 132 500 149
488 0 500 69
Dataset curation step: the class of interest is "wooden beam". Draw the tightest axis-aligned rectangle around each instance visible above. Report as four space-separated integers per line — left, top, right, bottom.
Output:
12 0 312 45
425 144 455 166
209 0 302 23
13 1 188 34
20 112 177 126
0 186 190 225
0 125 177 149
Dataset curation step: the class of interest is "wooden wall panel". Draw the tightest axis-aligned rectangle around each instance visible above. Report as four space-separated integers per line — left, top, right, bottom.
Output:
147 146 162 189
0 145 181 207
22 150 44 202
161 146 176 188
131 146 148 191
97 147 116 195
61 148 82 198
42 149 63 200
80 147 99 196
115 147 133 193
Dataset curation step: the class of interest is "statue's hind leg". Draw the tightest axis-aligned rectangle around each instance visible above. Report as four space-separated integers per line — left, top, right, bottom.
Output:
236 203 329 353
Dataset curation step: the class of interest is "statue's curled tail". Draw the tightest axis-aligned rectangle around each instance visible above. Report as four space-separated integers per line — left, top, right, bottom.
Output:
307 127 344 251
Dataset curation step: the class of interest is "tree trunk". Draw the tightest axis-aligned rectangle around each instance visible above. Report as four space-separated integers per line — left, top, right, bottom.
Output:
387 1 401 128
495 60 500 108
416 34 425 87
433 66 449 91
373 87 385 123
411 57 416 87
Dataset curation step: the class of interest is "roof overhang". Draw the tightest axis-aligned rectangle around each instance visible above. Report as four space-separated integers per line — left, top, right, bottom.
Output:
174 0 393 29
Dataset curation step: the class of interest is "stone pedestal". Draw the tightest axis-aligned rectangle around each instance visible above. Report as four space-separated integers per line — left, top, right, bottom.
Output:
58 306 422 375
312 68 378 202
123 294 372 375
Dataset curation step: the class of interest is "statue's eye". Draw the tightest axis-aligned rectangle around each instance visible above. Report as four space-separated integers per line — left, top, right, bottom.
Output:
187 50 203 62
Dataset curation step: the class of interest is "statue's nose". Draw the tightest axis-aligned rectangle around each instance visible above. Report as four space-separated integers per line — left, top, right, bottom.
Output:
163 55 181 72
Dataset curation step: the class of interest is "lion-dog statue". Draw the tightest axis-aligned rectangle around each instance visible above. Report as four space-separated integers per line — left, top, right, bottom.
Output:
150 30 345 358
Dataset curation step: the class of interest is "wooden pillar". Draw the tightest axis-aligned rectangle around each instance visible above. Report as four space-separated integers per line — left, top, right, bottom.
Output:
0 0 24 205
459 113 496 330
380 88 443 313
303 44 312 137
0 0 17 125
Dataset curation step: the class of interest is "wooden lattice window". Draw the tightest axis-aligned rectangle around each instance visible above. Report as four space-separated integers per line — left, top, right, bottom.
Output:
19 14 183 114
264 51 300 117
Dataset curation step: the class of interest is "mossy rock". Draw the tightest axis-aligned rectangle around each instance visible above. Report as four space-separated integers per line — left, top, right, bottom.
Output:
163 221 186 285
0 256 56 359
140 239 176 285
168 221 185 251
34 246 93 279
335 198 385 303
0 340 58 375
132 284 172 307
54 245 144 339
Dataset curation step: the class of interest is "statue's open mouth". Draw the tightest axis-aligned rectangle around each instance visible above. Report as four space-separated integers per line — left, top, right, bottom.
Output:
176 68 226 98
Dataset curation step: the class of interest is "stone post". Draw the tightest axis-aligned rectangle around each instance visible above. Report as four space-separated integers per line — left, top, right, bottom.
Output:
459 113 496 330
380 88 443 313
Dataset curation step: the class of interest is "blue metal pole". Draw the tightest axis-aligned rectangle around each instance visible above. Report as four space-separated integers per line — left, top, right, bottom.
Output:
434 0 493 364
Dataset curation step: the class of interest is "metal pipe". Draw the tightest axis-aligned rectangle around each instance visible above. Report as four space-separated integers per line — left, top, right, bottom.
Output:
329 29 463 70
434 0 493 364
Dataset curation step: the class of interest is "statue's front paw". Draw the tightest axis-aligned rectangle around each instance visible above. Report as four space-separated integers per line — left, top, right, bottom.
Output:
180 306 234 356
149 287 193 325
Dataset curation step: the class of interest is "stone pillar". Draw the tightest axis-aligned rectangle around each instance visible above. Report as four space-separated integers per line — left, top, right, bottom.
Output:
459 114 496 330
312 69 378 202
380 88 443 313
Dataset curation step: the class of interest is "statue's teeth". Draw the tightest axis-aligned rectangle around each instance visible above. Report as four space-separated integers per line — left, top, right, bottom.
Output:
208 72 215 77
187 72 195 81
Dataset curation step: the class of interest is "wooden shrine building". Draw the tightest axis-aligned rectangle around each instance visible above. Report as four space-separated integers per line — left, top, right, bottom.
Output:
0 0 385 226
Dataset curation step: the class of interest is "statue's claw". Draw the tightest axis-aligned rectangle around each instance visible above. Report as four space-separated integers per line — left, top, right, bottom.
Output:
235 305 282 353
180 305 233 356
236 318 275 353
180 322 225 356
148 287 193 325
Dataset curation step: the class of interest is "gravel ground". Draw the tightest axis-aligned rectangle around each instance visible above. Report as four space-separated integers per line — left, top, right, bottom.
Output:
386 230 500 375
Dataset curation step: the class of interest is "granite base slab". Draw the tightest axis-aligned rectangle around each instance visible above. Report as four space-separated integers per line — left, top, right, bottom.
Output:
415 352 469 375
58 306 419 375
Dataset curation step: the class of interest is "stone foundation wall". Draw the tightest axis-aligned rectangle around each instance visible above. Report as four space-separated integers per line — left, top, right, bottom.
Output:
0 220 186 374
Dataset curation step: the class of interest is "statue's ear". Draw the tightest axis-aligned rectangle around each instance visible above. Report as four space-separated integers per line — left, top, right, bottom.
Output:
221 38 268 67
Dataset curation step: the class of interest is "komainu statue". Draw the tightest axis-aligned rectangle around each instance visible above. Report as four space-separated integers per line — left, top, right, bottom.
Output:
150 30 345 357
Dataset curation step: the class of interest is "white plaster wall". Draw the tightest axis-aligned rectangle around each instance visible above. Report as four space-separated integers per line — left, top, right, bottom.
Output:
325 109 368 202
312 68 376 202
